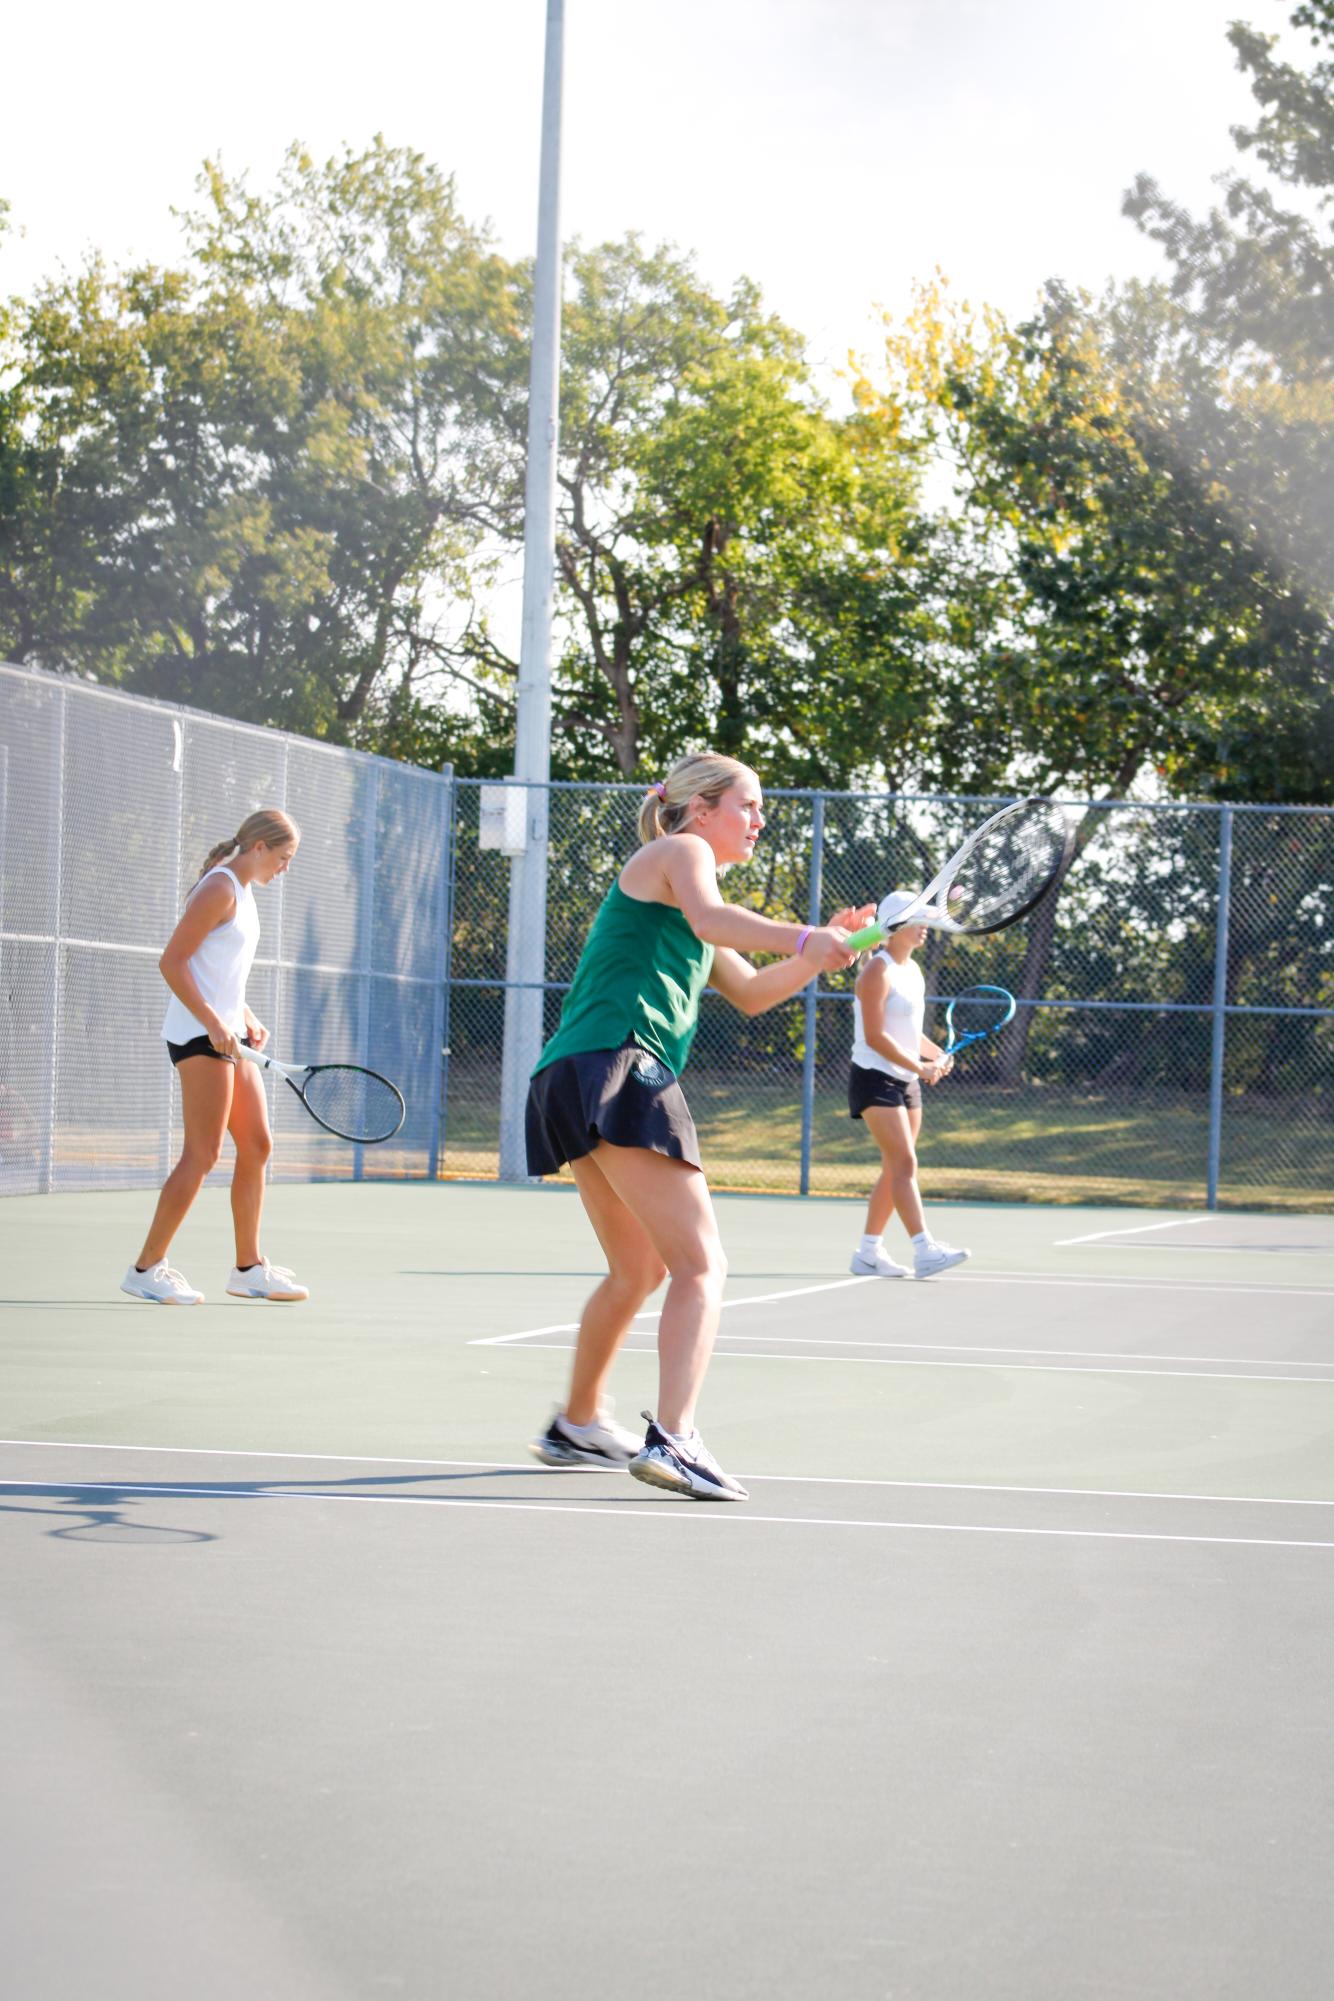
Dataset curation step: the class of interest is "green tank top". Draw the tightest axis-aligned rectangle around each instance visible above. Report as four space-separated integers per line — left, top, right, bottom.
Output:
533 881 715 1078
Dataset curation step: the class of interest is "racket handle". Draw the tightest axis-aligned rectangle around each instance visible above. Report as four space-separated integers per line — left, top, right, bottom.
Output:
845 922 885 951
235 1043 293 1079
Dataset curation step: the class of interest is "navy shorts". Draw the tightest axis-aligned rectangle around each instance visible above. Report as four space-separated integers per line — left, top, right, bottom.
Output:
849 1062 922 1118
167 1032 254 1067
526 1041 702 1177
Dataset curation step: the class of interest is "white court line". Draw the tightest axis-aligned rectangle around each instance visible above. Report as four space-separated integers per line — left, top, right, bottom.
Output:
5 1438 1332 1508
1062 1243 1334 1256
474 1321 588 1344
471 1273 1334 1345
505 1339 1334 1385
654 1331 1334 1370
2 1476 1332 1550
1055 1217 1216 1247
471 1274 871 1346
950 1272 1334 1298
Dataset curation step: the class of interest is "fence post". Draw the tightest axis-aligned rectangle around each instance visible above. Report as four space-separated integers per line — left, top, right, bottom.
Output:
39 686 68 1193
428 766 456 1181
799 793 825 1197
1206 806 1233 1210
352 766 380 1184
162 717 185 1183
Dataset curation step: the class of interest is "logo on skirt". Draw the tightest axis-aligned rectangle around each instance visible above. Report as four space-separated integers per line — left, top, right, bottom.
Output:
631 1052 674 1091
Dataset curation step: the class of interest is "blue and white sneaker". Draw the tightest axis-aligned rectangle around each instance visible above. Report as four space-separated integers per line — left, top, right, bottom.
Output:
628 1413 749 1502
529 1405 642 1470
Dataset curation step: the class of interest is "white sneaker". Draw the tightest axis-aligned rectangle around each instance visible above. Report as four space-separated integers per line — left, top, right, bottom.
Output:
914 1240 970 1280
120 1262 204 1305
226 1258 309 1301
849 1246 910 1278
628 1414 748 1502
529 1403 642 1470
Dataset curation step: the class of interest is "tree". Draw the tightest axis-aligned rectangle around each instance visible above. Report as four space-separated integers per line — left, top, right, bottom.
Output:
1122 1 1334 801
852 271 1334 1073
0 141 522 757
856 278 1331 803
463 236 935 784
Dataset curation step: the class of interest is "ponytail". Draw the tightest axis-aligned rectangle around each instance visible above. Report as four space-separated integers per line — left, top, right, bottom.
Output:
196 835 240 879
195 807 300 882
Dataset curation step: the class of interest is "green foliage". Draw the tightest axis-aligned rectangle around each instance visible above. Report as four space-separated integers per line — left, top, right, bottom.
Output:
853 267 1332 805
1119 3 1334 801
2 185 935 786
502 236 935 783
3 20 1332 804
1 141 521 758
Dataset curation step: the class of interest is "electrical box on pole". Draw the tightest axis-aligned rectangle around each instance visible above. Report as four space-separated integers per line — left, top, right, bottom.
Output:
479 783 531 858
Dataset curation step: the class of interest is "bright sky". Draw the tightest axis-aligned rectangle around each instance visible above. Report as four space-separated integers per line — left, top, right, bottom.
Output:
4 0 1274 381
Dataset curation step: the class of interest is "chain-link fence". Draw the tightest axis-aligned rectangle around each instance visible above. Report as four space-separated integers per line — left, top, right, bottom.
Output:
3 664 1330 1210
0 664 452 1194
448 779 1334 1212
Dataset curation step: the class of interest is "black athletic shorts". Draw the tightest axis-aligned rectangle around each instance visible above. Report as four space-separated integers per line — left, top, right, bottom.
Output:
167 1032 255 1067
848 1062 922 1118
525 1040 702 1177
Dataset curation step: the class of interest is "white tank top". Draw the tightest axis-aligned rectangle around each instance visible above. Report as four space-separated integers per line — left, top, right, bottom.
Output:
851 951 925 1082
161 865 261 1042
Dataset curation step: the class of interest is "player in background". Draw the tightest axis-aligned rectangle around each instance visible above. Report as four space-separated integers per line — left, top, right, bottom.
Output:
120 808 308 1305
848 891 970 1281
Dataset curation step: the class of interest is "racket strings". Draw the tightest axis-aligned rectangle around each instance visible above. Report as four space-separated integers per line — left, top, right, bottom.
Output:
301 1066 404 1144
943 804 1069 930
948 988 1013 1037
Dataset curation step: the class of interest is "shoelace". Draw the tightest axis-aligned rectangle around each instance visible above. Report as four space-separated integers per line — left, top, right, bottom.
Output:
688 1436 725 1475
153 1264 192 1288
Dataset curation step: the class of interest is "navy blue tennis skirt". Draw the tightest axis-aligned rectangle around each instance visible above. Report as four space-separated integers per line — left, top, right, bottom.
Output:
525 1041 702 1177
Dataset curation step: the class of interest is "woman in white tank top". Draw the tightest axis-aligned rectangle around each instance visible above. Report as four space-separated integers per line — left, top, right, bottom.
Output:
846 890 970 1282
120 808 309 1307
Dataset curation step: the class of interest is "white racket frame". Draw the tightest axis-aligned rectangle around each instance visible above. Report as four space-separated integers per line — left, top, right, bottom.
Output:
848 797 1071 947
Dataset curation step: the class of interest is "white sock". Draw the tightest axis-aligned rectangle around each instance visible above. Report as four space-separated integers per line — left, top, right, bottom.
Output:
663 1425 698 1447
859 1234 882 1257
558 1412 599 1436
911 1231 930 1248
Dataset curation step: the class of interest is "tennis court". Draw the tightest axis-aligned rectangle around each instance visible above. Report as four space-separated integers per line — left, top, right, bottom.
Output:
4 1181 1333 1999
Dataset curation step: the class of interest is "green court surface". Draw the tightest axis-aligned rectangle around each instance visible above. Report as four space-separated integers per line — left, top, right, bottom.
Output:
4 1183 1334 2000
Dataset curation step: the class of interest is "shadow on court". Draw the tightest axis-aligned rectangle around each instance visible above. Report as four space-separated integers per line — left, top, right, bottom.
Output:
0 1489 218 1543
0 1466 659 1548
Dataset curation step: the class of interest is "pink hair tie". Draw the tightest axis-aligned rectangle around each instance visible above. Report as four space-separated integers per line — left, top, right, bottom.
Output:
649 782 667 800
796 925 813 955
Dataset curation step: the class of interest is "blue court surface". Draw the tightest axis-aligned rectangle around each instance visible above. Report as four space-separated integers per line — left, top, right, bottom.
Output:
3 1183 1333 2000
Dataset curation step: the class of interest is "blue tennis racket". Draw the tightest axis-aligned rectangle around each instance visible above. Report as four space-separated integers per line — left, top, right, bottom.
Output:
939 984 1016 1060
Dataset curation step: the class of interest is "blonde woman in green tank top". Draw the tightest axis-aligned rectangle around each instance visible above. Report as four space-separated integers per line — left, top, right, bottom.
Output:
525 752 872 1502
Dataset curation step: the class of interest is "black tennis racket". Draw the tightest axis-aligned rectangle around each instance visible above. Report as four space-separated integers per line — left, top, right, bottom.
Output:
237 1046 406 1143
848 797 1073 947
938 984 1016 1059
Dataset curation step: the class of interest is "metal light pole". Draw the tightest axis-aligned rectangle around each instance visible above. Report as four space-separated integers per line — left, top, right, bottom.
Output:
498 0 565 1179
